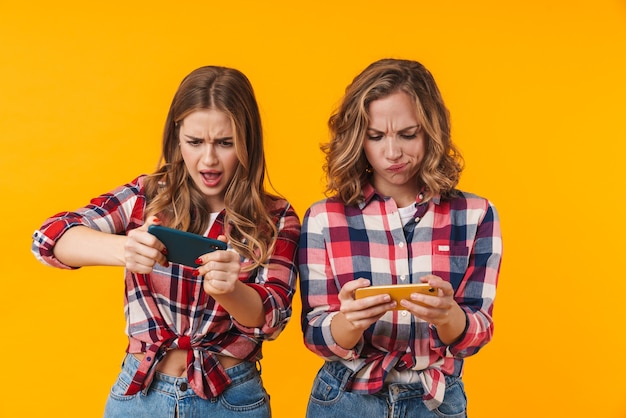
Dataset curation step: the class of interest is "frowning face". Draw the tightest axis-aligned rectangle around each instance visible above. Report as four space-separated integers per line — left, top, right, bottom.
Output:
179 109 239 212
364 90 425 207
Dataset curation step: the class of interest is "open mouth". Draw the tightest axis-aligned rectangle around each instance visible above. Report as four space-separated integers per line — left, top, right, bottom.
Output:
200 171 222 187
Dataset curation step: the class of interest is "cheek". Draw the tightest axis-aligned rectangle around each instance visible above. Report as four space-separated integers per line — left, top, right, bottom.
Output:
408 141 426 160
221 151 240 176
362 144 377 164
179 148 198 170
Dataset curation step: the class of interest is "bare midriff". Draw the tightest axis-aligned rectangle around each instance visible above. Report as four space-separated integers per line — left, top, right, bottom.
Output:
133 349 243 377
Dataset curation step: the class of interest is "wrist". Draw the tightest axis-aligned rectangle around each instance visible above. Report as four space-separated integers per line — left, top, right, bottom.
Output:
436 304 468 345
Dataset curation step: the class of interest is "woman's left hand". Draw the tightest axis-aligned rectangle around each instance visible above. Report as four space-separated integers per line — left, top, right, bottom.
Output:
400 274 467 344
195 236 241 295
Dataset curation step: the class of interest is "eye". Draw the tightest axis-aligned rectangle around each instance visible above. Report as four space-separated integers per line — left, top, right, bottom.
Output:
399 125 421 140
186 139 203 147
217 139 234 147
366 133 383 141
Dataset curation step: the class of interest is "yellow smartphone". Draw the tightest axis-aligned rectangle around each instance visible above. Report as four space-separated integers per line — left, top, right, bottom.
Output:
354 283 437 310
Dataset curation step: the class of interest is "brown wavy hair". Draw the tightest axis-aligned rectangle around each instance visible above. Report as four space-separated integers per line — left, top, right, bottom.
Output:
323 58 464 205
143 66 277 270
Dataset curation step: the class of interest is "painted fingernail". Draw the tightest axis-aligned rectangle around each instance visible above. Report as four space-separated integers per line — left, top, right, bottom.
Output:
195 257 202 265
161 248 168 255
192 270 200 276
153 217 161 224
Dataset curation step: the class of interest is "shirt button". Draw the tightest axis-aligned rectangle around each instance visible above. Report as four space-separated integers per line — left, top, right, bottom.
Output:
180 382 188 391
401 311 408 316
398 242 405 248
400 275 406 281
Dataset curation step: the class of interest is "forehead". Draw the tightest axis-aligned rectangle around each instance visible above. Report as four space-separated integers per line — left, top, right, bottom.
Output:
180 109 233 133
367 91 419 126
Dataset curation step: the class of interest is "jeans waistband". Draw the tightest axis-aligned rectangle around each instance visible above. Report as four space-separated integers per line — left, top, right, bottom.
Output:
122 353 259 397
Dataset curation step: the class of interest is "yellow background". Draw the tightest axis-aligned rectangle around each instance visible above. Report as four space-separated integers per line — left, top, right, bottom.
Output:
2 1 625 417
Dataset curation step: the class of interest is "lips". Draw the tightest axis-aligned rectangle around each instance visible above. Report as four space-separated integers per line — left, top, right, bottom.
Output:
387 163 406 172
200 171 222 187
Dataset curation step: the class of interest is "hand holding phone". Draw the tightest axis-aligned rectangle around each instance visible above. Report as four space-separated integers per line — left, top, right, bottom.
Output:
147 225 227 267
354 283 437 310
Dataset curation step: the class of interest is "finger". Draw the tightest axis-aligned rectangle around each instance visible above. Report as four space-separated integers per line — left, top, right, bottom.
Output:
340 278 371 299
202 260 240 280
146 215 161 226
203 271 236 294
348 278 372 291
132 236 164 258
343 305 389 325
126 254 157 274
420 275 453 298
137 215 161 232
138 227 167 255
125 234 167 267
351 293 394 309
205 249 238 263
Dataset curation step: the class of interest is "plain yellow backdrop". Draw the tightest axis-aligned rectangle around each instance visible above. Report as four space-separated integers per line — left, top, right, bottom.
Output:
2 1 625 417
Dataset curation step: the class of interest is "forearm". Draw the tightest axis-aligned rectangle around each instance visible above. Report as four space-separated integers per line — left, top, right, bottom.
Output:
434 303 468 345
330 311 365 350
212 281 265 328
53 226 126 267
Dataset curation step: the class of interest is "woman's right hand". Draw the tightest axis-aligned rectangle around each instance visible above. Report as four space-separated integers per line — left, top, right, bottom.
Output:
338 278 396 331
329 278 396 349
124 216 168 274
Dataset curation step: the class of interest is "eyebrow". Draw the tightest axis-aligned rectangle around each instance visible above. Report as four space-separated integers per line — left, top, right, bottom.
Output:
182 133 234 141
366 125 420 134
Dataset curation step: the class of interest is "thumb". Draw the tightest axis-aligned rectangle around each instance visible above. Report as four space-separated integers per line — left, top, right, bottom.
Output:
142 215 162 230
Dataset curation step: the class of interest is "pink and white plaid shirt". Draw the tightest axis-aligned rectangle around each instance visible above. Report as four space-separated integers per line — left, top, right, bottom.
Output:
298 183 502 410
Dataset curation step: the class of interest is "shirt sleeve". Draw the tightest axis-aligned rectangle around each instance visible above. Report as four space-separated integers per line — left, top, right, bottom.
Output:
430 200 502 357
231 200 301 341
31 177 145 269
298 204 361 361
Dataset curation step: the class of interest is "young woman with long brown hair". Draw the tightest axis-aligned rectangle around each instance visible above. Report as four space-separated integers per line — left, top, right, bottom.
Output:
32 66 300 417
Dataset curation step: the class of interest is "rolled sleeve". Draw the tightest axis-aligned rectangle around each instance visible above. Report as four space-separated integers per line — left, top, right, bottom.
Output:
430 201 502 358
299 206 359 360
31 177 145 269
231 201 300 340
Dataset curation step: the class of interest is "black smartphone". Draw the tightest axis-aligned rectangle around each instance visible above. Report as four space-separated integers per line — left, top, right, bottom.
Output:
147 225 227 267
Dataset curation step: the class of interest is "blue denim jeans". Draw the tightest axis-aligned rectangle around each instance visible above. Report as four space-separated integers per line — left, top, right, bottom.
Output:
103 354 271 418
306 361 467 418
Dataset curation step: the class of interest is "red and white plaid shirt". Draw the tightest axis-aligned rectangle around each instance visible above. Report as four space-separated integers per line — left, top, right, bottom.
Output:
298 183 502 409
32 176 300 399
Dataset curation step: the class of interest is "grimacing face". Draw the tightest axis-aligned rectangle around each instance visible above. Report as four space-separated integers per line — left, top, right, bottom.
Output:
178 109 240 213
363 91 425 207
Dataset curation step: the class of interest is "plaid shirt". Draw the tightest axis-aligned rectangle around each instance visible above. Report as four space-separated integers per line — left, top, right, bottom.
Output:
298 183 501 409
32 176 300 399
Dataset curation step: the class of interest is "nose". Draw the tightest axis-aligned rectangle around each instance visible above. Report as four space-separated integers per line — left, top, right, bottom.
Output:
385 137 402 160
202 144 218 165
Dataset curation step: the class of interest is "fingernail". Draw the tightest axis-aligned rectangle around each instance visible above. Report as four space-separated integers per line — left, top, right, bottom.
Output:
195 257 202 265
192 270 200 276
153 217 161 224
161 248 168 255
